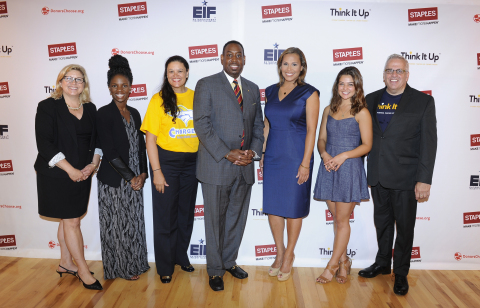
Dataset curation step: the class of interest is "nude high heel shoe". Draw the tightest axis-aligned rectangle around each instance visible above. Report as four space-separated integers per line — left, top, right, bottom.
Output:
277 256 295 281
336 257 352 284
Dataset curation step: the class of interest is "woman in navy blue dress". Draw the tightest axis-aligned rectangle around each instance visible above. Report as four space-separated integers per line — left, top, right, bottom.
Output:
313 66 372 284
260 47 320 281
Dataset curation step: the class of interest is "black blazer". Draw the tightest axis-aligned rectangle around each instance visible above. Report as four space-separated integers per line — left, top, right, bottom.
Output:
34 97 99 178
366 84 437 191
96 101 148 188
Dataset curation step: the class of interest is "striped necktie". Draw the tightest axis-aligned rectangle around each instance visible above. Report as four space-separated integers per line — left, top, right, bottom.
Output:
233 79 244 149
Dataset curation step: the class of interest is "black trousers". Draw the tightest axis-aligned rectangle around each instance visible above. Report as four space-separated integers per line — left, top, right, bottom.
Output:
371 184 417 276
151 146 198 276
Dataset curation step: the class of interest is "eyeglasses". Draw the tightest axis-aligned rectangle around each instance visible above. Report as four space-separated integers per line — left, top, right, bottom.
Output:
384 69 408 75
63 76 85 84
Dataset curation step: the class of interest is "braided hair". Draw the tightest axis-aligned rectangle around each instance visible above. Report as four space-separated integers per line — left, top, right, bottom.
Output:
107 55 133 86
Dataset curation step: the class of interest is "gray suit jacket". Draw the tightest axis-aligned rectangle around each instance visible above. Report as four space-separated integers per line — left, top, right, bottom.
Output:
193 71 264 185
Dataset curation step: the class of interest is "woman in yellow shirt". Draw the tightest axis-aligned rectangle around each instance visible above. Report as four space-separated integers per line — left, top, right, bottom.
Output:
141 56 198 284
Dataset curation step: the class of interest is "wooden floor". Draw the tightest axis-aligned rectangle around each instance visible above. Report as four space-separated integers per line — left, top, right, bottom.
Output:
1 257 479 308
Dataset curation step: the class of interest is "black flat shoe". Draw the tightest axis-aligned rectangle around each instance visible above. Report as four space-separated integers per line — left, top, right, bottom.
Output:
180 265 195 272
209 275 224 291
77 274 103 290
56 265 94 277
393 274 409 295
160 275 172 283
358 263 391 278
226 265 248 279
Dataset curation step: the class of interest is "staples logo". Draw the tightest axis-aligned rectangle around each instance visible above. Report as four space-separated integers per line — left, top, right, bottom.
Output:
471 134 480 147
421 90 432 96
326 209 354 221
48 42 76 57
333 47 362 62
255 244 276 257
411 247 421 259
408 7 437 22
0 235 16 247
0 1 7 15
118 2 147 17
0 160 13 172
257 169 263 181
188 44 218 59
262 4 292 19
464 211 480 224
477 53 480 66
129 84 147 97
260 89 265 102
0 82 9 95
194 204 204 217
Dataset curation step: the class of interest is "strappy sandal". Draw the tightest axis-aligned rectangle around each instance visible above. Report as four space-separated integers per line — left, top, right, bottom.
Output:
336 257 352 284
316 263 339 284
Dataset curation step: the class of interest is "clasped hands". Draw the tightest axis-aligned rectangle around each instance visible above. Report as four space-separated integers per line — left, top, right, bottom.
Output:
68 164 96 182
322 152 347 172
226 149 254 166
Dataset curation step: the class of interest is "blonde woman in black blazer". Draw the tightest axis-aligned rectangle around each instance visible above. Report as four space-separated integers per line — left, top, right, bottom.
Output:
34 64 103 290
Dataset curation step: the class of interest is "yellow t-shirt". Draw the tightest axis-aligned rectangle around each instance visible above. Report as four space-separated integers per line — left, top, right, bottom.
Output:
140 89 198 153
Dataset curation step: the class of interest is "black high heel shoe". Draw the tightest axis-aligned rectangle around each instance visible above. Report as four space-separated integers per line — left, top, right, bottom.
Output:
56 265 94 277
76 273 103 290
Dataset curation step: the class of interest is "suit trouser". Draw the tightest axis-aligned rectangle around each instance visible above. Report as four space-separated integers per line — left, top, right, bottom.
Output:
372 184 417 276
201 175 252 276
151 146 198 276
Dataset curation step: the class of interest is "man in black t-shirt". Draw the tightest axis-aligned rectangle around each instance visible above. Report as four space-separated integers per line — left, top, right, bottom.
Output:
358 54 437 296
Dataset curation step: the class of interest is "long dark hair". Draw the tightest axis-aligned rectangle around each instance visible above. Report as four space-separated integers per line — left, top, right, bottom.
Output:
107 55 133 86
160 55 189 123
330 66 367 116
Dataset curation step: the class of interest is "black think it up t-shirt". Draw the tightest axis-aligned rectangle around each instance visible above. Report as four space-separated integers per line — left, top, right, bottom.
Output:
377 91 402 132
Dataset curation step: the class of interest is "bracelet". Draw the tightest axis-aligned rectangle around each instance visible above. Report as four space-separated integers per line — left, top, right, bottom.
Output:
153 168 161 172
300 164 310 169
225 151 231 159
89 162 97 168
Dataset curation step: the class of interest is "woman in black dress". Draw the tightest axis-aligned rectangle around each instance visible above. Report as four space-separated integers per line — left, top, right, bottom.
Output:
96 55 150 280
35 64 103 290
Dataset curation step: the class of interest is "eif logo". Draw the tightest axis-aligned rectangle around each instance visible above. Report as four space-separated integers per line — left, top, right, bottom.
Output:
264 43 285 65
0 124 8 139
193 1 216 22
471 175 480 190
190 239 206 258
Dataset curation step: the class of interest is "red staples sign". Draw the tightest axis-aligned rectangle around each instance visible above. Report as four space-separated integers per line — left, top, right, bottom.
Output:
326 210 354 221
408 7 438 22
477 53 480 66
0 82 9 94
333 47 362 62
262 4 292 19
255 244 276 257
260 89 265 102
411 247 421 259
0 1 7 14
188 44 218 59
464 211 480 224
130 84 147 97
0 160 13 172
421 90 432 95
0 235 16 247
194 205 204 217
257 169 263 181
118 2 147 16
48 42 76 57
471 135 480 147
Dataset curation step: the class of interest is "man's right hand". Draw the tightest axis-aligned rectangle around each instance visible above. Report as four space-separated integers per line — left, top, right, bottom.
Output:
226 149 252 166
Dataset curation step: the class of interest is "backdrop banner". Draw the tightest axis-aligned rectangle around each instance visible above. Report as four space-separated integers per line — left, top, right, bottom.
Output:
1 0 480 271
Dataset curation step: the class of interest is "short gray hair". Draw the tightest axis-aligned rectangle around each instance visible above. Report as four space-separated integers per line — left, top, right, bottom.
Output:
384 54 409 72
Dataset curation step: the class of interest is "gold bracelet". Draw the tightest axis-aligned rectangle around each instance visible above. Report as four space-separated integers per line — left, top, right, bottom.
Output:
300 164 309 169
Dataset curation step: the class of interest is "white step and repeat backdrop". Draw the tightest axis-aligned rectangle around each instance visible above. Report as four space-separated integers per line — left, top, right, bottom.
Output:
1 0 480 270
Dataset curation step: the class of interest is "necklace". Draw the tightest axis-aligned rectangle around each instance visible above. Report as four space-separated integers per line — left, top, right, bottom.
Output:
66 101 83 110
340 104 351 118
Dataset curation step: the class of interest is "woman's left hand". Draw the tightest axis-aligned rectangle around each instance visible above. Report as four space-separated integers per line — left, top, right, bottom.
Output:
296 164 310 185
325 153 348 172
80 164 96 179
131 173 147 191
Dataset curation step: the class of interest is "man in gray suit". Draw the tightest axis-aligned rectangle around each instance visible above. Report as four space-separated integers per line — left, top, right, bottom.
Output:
193 40 264 291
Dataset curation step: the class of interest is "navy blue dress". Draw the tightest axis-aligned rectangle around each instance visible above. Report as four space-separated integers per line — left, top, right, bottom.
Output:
313 115 369 202
263 83 319 218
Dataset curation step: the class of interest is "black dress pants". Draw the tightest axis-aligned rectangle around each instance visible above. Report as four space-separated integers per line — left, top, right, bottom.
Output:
151 146 198 276
371 184 417 276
